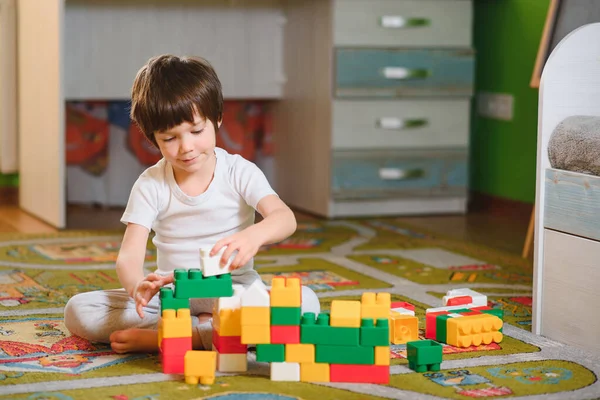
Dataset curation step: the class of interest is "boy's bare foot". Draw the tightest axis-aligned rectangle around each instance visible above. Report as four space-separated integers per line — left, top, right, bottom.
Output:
110 328 159 354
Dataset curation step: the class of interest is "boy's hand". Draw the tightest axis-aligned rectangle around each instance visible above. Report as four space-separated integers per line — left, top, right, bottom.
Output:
211 228 263 271
133 273 174 318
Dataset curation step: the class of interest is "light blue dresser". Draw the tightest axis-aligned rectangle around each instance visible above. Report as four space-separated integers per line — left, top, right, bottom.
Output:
275 0 473 217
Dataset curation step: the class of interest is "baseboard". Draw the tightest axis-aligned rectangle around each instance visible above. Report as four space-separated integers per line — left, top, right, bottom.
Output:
469 191 533 220
0 187 18 205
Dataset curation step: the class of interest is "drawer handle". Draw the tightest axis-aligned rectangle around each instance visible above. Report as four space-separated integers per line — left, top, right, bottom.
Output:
380 16 430 29
379 168 424 180
382 67 430 80
376 117 428 130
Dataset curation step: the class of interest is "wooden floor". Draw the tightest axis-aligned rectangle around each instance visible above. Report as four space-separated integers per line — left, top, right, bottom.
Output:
0 204 533 259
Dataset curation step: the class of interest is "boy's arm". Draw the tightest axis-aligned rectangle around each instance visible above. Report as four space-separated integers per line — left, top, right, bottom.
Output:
116 223 151 297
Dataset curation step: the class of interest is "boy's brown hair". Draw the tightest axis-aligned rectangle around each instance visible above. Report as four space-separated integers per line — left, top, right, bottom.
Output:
130 54 223 147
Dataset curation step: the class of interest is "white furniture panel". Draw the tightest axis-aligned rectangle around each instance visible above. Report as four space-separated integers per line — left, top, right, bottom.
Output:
64 1 285 99
333 0 472 47
0 0 17 173
332 99 470 149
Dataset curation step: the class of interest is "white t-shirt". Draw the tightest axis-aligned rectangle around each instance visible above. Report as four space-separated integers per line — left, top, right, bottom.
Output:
121 147 277 276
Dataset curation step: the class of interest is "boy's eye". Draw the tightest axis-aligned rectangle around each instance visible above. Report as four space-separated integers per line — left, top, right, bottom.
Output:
192 129 204 135
163 137 175 142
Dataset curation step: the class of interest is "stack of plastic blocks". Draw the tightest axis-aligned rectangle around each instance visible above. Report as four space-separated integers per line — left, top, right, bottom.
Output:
389 301 419 345
212 284 249 372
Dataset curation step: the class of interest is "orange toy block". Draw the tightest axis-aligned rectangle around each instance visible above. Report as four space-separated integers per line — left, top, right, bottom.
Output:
389 312 419 344
158 309 192 339
361 292 391 321
375 346 390 366
285 344 315 363
270 277 301 307
241 306 270 326
184 350 217 385
241 324 270 344
446 314 503 348
330 300 361 328
213 308 242 337
300 362 330 382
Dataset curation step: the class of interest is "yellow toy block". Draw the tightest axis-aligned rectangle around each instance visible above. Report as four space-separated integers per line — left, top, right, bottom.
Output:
184 350 217 385
270 277 301 307
158 309 192 339
241 324 270 344
446 314 503 348
375 346 390 366
389 312 419 344
285 344 315 363
361 292 391 321
330 300 361 328
300 362 330 382
241 306 270 326
213 308 242 336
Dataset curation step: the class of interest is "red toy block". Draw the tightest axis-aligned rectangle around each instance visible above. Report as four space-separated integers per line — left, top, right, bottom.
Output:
446 296 472 306
472 305 493 311
270 325 300 344
425 311 449 340
212 329 248 354
460 310 482 316
330 364 389 384
160 350 185 374
391 301 415 311
161 336 192 355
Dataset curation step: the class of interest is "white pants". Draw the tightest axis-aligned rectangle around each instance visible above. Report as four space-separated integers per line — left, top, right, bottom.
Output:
63 271 321 349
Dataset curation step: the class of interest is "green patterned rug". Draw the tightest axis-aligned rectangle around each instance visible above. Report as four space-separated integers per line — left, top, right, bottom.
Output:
0 219 599 400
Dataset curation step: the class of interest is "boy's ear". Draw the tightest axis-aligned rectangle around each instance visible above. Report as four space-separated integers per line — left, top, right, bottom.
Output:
217 119 222 128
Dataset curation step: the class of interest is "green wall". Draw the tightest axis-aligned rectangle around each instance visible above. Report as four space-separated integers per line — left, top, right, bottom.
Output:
0 173 18 188
471 0 550 203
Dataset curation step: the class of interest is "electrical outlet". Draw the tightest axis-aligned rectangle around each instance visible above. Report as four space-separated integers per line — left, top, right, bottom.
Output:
477 92 514 121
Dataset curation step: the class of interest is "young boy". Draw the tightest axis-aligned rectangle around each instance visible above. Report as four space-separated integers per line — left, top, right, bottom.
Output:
63 55 320 353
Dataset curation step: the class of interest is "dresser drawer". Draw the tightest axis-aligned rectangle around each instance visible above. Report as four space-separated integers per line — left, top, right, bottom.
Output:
335 48 474 98
332 99 470 150
331 150 468 199
333 0 472 47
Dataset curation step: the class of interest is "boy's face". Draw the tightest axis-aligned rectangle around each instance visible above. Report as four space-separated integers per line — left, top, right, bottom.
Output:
153 112 221 179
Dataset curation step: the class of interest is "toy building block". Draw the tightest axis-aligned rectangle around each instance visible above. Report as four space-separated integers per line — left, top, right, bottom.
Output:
241 324 270 344
270 277 301 307
271 306 301 326
285 343 315 363
315 344 374 365
160 336 192 356
256 344 285 362
300 362 330 382
360 318 389 346
425 310 450 340
173 268 233 299
213 308 242 337
330 300 361 328
241 306 270 326
216 284 245 312
361 292 391 321
391 306 415 316
391 301 415 312
329 364 389 384
375 346 390 366
241 280 270 307
443 288 487 307
271 362 300 381
199 247 234 277
212 329 247 354
389 312 419 344
300 313 359 346
446 314 503 347
216 350 247 372
159 309 192 339
159 287 190 313
271 325 300 344
446 296 473 306
407 340 443 372
160 350 185 374
184 350 217 385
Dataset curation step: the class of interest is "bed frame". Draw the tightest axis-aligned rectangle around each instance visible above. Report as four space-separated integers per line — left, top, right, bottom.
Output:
534 22 600 354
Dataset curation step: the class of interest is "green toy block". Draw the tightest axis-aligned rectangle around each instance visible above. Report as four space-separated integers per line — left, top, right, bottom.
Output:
481 308 504 332
300 312 359 346
271 307 301 326
159 287 190 313
315 344 374 365
256 344 285 362
173 268 233 299
435 315 451 343
360 318 389 346
407 340 443 373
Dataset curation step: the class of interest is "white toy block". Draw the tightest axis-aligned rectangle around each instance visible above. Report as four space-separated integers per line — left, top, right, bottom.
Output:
241 280 270 307
447 313 464 318
443 288 487 307
426 304 478 314
215 350 248 372
216 284 245 311
270 362 300 381
200 247 236 277
391 307 415 316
